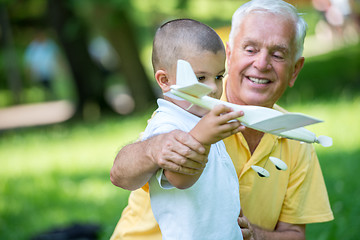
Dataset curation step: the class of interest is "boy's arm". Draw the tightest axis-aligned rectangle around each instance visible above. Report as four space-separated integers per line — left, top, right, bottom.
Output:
164 105 244 189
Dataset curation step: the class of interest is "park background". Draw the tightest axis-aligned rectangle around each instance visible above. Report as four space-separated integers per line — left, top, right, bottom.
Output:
0 0 359 239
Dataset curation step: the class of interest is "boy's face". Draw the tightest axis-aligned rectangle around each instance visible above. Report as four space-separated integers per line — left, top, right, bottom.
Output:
171 49 226 117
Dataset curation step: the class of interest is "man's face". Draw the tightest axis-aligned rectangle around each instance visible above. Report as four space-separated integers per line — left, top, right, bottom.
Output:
226 12 304 108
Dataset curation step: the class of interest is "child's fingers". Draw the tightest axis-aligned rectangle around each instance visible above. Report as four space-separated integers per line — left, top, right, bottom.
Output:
211 104 244 122
218 110 243 124
211 104 233 115
213 118 242 138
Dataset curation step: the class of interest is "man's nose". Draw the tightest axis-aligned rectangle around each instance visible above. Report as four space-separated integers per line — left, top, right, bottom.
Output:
253 51 271 71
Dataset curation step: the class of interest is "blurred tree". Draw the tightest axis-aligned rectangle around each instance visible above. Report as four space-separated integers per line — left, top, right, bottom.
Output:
0 4 22 104
47 0 156 117
86 1 157 113
47 0 110 118
177 0 189 10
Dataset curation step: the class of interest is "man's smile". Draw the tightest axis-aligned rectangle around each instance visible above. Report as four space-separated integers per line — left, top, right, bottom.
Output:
247 76 271 84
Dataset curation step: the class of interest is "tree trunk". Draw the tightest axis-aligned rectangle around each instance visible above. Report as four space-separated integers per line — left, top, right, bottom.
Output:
0 4 22 105
47 0 112 118
104 7 157 112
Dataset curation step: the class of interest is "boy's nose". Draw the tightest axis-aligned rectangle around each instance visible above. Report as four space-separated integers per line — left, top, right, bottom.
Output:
207 81 220 97
208 81 218 93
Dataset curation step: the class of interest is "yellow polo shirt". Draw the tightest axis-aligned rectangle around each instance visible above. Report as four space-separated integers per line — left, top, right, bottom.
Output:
223 132 334 229
110 79 333 239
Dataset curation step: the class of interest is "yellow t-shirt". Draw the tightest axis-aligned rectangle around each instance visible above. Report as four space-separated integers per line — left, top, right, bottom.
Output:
110 78 334 239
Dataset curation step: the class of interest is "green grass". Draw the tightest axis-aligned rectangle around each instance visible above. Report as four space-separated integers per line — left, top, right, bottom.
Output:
0 113 152 239
285 99 360 239
1 98 359 239
286 99 360 239
1 43 359 240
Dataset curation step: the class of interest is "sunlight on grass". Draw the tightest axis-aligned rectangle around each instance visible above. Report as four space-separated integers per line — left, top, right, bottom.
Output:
285 97 360 240
1 114 149 176
1 97 358 239
1 96 359 240
0 112 152 240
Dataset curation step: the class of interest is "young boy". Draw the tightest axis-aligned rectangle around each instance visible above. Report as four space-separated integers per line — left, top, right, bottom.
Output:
144 19 243 239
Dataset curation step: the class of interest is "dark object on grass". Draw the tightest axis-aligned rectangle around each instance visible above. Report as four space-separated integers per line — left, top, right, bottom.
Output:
31 223 101 240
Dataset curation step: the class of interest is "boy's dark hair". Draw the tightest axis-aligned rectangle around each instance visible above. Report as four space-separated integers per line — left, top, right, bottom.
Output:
152 19 225 72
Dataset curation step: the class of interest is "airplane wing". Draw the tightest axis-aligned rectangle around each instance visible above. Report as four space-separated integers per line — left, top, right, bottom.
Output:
249 113 323 134
173 59 324 133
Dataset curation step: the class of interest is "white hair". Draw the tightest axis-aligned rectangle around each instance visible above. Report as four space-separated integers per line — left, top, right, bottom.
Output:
229 0 307 60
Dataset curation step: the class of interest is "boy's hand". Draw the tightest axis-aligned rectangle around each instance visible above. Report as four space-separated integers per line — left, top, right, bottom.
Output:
190 104 244 145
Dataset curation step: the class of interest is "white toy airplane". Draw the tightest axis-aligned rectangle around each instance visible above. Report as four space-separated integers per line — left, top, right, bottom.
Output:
166 60 333 177
167 60 333 147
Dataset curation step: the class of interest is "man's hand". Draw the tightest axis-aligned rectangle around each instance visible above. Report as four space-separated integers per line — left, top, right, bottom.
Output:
111 129 208 190
238 210 255 240
149 129 208 175
237 210 306 240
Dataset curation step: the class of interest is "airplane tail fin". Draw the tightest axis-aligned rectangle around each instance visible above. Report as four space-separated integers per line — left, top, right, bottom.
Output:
172 60 212 98
317 135 333 147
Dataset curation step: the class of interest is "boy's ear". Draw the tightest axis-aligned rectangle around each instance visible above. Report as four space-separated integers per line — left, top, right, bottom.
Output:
155 70 172 92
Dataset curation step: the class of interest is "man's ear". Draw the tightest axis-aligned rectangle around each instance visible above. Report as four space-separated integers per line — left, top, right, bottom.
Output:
289 57 305 87
155 70 171 92
226 42 232 68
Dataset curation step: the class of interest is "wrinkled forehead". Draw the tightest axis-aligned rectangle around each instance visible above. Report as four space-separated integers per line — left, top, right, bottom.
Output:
237 12 297 51
244 11 296 34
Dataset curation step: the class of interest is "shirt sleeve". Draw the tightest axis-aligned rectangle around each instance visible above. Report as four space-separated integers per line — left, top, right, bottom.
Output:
154 169 174 190
142 114 179 141
143 113 180 191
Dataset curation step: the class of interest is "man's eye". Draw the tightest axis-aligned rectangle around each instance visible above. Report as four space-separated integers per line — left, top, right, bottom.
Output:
244 46 256 53
273 52 284 60
197 76 205 81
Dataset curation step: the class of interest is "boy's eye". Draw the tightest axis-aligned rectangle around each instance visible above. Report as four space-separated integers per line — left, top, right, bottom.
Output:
197 76 205 81
215 75 224 81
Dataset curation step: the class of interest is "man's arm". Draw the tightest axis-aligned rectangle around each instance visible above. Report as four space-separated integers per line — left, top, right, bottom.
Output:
238 214 305 240
253 222 305 240
110 130 208 190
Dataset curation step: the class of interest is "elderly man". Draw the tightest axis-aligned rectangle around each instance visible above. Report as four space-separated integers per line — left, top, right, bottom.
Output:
110 0 334 239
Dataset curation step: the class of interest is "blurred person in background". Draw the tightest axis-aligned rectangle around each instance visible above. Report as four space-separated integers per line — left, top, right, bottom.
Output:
312 0 359 44
24 30 59 100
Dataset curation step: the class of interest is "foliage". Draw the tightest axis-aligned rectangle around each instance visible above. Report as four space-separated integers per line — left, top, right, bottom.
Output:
280 42 360 106
0 0 321 109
